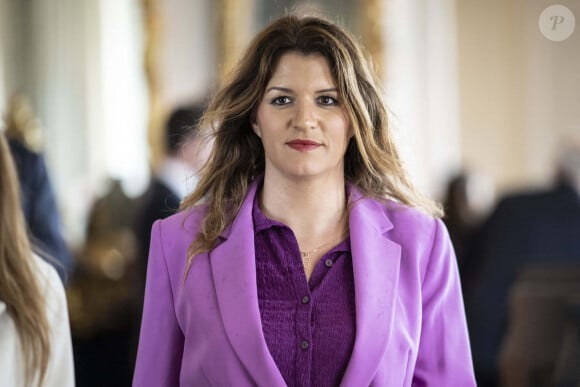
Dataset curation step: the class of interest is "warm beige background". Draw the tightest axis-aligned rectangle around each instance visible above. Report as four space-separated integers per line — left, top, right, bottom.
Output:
1 0 578 246
457 0 579 192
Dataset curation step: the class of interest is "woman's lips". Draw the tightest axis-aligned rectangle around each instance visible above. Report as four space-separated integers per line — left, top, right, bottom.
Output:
286 140 321 151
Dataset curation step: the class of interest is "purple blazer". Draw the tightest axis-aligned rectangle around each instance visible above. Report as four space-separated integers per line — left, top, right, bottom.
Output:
133 179 476 386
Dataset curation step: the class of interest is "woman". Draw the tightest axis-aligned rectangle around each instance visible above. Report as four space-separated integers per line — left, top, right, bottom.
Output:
134 14 476 386
0 131 75 386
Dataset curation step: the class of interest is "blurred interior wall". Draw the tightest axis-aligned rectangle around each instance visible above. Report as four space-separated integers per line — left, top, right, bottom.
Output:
0 1 12 111
0 0 27 127
0 0 93 247
0 0 464 242
0 0 150 248
457 0 580 194
157 0 216 107
2 0 578 247
0 0 218 248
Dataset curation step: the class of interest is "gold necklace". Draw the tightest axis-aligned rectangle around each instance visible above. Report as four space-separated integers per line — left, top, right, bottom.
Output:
300 228 349 269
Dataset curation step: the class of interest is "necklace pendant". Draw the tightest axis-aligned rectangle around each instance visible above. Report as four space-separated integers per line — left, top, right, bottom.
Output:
301 251 310 268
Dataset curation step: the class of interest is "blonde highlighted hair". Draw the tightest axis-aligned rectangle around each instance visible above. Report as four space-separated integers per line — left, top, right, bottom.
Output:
182 14 442 270
0 132 50 386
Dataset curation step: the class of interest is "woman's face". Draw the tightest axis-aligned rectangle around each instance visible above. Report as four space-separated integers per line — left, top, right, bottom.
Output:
253 52 352 183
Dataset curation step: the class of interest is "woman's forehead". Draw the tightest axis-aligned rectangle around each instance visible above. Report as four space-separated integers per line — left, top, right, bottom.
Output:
265 52 337 89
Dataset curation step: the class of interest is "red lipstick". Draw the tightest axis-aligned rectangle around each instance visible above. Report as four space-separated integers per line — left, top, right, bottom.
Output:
286 139 321 151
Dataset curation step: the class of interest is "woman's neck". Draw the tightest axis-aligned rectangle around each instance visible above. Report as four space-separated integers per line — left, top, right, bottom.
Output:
259 172 348 239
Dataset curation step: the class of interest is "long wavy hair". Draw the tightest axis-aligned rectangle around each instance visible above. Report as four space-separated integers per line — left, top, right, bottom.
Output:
182 14 442 269
0 132 50 386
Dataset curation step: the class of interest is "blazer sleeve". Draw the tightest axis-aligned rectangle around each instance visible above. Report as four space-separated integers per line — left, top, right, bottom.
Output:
412 219 476 386
133 220 184 387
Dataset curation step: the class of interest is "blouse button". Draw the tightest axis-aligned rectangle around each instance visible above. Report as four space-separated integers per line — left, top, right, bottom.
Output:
301 296 310 304
324 259 333 268
300 340 309 350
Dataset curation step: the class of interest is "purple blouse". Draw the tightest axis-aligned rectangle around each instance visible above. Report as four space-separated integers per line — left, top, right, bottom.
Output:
252 198 356 387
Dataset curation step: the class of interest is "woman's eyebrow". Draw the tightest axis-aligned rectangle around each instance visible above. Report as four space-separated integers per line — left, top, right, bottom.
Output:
265 87 338 93
265 86 293 93
315 88 338 93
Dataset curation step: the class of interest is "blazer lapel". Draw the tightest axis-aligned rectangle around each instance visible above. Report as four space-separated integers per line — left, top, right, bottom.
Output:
341 195 402 386
209 180 286 386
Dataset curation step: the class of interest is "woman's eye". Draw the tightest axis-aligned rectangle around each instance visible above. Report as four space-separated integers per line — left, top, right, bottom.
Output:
271 96 292 105
317 96 338 105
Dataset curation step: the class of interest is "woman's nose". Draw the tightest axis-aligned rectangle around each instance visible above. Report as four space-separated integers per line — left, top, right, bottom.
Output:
292 100 318 130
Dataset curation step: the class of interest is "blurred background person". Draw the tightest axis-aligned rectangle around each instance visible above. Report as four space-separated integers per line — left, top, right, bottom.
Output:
0 130 74 386
442 170 495 289
464 140 580 387
67 177 140 387
66 101 211 387
3 94 73 282
133 101 210 279
130 101 210 375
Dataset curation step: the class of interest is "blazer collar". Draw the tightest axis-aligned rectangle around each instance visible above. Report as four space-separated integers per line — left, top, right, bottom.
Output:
340 189 402 385
210 179 402 385
209 178 285 385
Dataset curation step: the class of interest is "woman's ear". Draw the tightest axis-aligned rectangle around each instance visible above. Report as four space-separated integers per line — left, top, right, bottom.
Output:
250 109 261 137
252 121 261 138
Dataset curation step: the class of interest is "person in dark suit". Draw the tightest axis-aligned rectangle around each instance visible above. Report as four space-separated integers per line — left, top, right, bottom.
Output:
134 103 210 276
7 137 73 282
442 171 495 275
464 143 580 387
130 103 211 378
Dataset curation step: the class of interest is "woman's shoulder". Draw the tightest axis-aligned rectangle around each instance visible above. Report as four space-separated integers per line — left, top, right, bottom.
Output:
0 254 61 320
383 200 453 260
388 200 440 227
30 254 67 315
31 255 75 387
360 197 447 251
30 254 63 290
349 185 439 231
364 197 440 231
150 204 209 258
156 203 208 234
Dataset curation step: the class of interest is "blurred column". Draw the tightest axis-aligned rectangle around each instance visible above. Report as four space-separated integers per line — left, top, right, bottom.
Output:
359 0 385 79
142 0 164 170
0 1 5 111
21 0 149 247
217 0 257 80
384 0 462 198
0 0 27 122
145 0 217 169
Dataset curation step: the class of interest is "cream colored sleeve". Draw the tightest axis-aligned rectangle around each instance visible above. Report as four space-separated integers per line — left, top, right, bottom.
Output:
34 256 75 387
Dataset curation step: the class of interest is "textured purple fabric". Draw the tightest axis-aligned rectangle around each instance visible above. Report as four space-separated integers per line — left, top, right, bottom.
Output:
253 198 355 387
133 178 477 386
